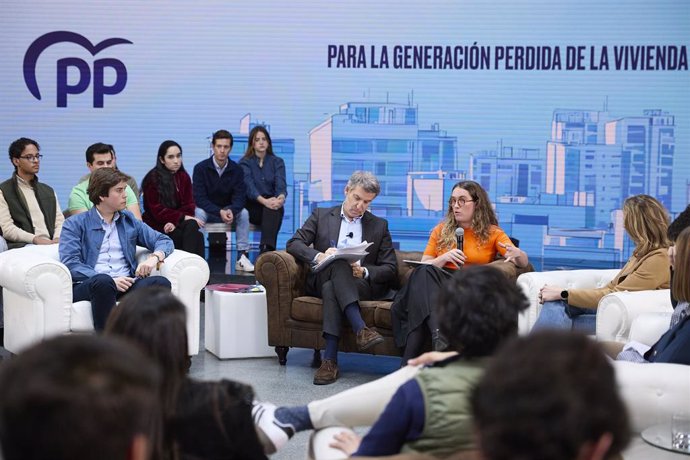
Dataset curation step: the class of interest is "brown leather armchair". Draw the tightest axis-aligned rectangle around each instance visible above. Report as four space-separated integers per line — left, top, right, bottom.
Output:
255 249 532 366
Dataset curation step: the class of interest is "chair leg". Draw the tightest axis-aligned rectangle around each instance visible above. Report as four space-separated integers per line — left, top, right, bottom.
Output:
311 349 322 368
275 346 289 365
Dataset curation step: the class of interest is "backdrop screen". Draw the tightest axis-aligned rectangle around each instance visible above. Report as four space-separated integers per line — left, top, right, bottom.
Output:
2 1 688 269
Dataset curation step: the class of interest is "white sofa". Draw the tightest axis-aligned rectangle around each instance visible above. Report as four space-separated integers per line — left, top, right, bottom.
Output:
517 269 687 458
616 311 690 459
516 268 673 339
0 244 209 355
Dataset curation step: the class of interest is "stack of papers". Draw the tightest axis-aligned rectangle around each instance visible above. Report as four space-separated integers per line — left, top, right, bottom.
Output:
313 241 373 272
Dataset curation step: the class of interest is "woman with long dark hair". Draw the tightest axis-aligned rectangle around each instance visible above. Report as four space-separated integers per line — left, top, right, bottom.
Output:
239 126 287 253
142 140 204 258
392 180 529 363
105 287 266 460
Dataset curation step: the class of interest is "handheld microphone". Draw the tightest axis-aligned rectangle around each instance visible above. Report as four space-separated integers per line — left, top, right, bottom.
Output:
346 232 354 238
455 227 464 251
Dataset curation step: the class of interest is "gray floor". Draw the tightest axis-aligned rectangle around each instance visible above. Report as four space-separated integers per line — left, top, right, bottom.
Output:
191 300 401 459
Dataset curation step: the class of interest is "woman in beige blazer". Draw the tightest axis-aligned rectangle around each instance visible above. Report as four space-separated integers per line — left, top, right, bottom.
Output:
533 194 671 333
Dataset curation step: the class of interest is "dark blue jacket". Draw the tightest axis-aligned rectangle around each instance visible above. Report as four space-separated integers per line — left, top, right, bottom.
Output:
646 312 690 365
192 157 246 223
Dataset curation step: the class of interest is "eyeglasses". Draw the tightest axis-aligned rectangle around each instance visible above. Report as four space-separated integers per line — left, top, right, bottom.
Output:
19 154 43 162
449 197 475 207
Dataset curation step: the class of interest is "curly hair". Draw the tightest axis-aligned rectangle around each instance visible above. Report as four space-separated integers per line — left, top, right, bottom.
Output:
623 194 670 258
437 181 498 251
471 331 630 460
436 265 529 358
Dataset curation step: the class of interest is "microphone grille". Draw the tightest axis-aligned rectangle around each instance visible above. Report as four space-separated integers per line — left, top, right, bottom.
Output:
455 227 465 237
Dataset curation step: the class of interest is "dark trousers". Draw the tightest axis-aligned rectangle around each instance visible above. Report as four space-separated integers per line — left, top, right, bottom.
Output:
306 259 372 337
169 219 205 258
73 273 172 330
246 198 284 251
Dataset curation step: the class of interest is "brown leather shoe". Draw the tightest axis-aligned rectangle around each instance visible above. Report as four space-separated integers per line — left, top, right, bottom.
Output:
313 359 339 385
356 327 384 351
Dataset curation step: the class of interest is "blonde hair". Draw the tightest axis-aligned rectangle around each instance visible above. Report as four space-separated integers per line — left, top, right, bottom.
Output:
437 181 498 250
623 195 670 258
673 227 690 302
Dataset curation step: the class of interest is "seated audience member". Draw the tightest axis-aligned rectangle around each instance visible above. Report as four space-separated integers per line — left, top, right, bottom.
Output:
77 143 140 197
105 287 266 460
616 225 690 364
286 171 397 385
193 129 253 271
471 331 630 460
59 168 173 330
534 194 670 333
0 137 64 248
392 180 528 364
239 125 287 254
253 265 529 458
142 140 204 258
0 334 162 460
67 142 142 219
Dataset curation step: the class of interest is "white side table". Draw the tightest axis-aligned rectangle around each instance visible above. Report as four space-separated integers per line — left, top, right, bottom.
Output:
204 288 274 359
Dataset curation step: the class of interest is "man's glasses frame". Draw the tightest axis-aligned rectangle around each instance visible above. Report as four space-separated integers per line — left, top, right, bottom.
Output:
19 154 43 162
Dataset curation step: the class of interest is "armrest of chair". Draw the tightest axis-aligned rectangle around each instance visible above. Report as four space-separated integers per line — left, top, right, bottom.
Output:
596 290 672 343
628 312 673 347
0 249 72 353
255 250 306 346
614 360 690 433
517 269 619 334
135 247 210 355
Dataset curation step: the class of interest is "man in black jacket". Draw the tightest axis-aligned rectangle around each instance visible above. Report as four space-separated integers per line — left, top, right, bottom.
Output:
287 171 397 385
192 129 253 272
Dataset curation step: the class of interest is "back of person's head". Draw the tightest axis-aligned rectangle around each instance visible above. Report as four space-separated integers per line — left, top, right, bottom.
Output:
87 167 131 205
212 129 233 147
471 331 630 460
85 142 113 164
0 335 161 460
437 265 529 358
673 226 690 303
105 287 189 415
623 194 670 257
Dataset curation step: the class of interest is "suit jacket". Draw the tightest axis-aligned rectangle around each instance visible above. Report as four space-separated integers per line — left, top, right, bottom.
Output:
286 206 397 299
645 310 690 365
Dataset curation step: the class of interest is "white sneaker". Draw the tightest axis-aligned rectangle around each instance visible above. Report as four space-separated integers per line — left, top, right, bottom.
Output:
252 402 294 454
236 253 255 272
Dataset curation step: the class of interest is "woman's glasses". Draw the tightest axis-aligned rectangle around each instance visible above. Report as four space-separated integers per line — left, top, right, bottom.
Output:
449 197 475 207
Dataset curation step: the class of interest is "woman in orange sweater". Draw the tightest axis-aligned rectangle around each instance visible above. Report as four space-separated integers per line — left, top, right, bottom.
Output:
392 180 528 363
534 194 670 333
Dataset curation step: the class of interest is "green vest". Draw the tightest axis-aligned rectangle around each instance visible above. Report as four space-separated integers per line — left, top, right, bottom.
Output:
403 359 486 457
0 175 57 249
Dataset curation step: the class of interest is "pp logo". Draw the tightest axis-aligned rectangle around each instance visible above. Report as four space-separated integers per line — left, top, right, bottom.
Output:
23 31 132 108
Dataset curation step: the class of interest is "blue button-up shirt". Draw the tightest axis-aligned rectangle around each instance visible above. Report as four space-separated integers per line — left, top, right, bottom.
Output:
59 206 174 282
239 154 287 201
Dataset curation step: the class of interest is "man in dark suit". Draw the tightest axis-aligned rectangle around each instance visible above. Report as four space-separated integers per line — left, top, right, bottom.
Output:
287 171 397 385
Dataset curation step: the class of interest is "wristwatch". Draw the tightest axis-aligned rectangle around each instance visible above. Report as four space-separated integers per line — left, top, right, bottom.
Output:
560 290 569 300
152 252 164 263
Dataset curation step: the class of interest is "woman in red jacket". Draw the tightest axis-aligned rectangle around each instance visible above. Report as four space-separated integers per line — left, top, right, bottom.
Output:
142 140 204 257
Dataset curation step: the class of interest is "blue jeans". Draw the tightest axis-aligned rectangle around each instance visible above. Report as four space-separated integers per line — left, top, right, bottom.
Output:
532 300 596 334
195 207 250 251
72 274 171 330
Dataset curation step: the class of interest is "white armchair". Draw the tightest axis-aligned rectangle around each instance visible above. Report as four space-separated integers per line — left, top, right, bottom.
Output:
516 269 619 334
0 244 209 355
516 269 672 342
